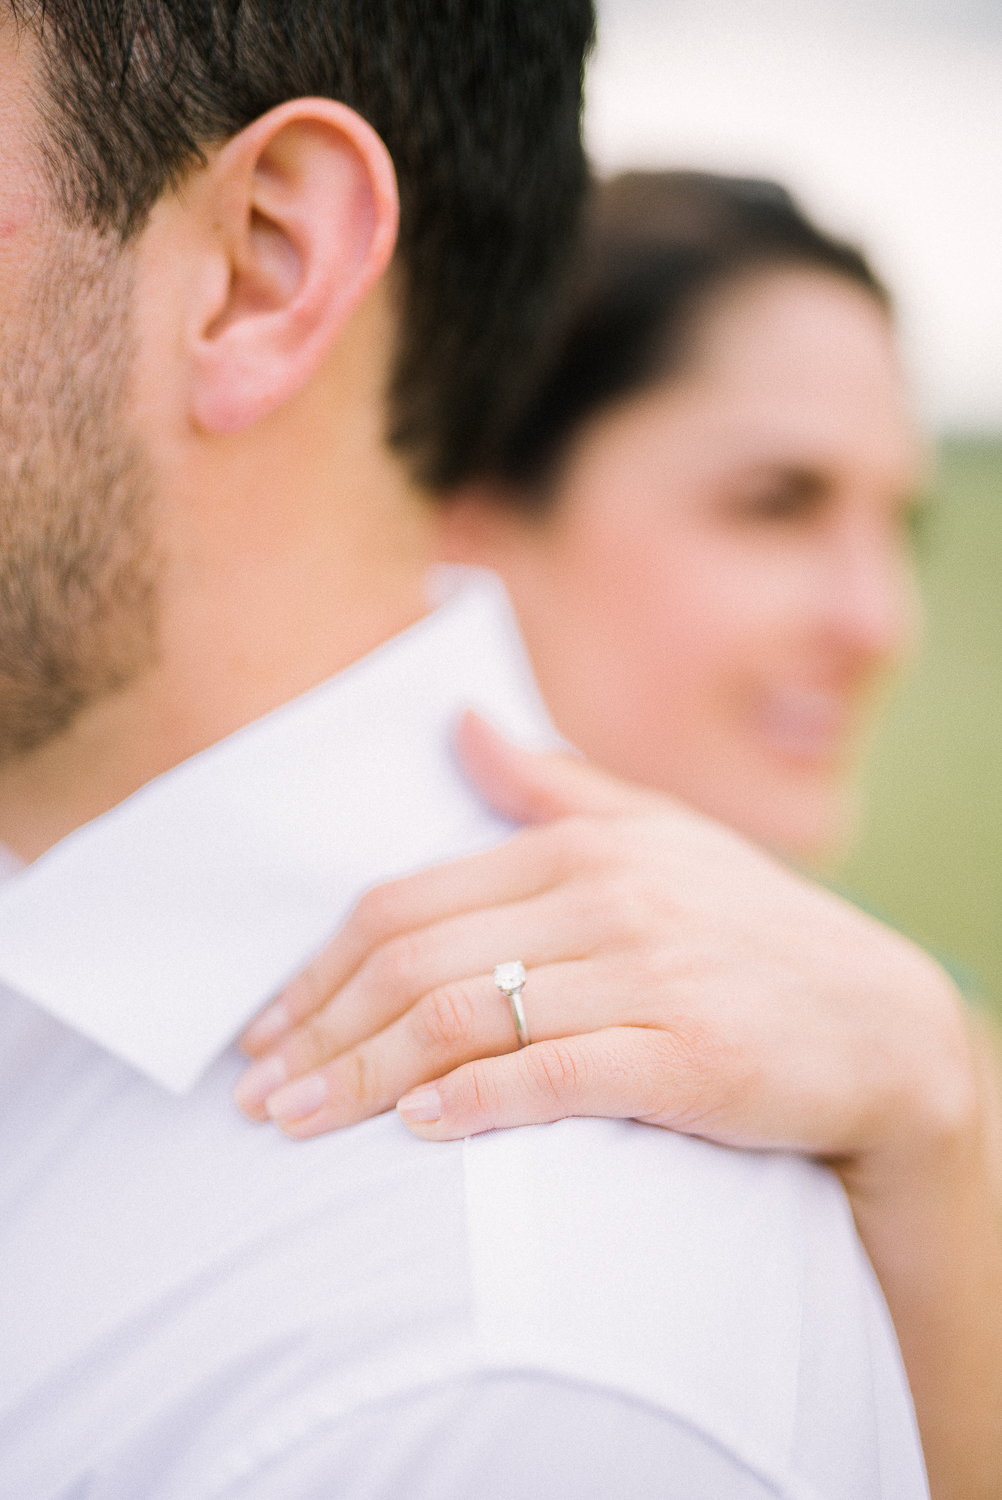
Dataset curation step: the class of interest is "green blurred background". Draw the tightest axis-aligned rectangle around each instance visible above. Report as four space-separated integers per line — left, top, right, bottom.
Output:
838 438 1002 1017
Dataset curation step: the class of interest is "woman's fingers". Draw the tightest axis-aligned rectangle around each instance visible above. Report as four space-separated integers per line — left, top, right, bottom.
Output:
456 711 663 824
248 959 639 1139
235 874 634 1119
262 974 518 1137
240 799 648 1060
235 723 696 1133
239 833 558 1056
239 718 669 1060
396 1026 686 1140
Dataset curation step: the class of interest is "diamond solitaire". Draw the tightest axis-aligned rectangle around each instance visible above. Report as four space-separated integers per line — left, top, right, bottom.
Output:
493 960 526 996
493 961 530 1048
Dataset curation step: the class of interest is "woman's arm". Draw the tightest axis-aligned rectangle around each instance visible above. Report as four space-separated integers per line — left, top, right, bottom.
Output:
236 714 1002 1499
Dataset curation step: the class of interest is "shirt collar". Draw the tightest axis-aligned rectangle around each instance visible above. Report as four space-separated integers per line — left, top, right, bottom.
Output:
0 573 554 1093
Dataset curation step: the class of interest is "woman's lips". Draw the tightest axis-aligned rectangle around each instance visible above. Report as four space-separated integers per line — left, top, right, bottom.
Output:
754 686 853 764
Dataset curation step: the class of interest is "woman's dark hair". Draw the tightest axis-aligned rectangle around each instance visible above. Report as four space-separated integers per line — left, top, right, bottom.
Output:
493 170 891 497
8 1 594 491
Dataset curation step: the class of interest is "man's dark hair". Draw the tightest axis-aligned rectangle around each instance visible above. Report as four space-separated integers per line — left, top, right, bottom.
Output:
495 169 892 496
12 1 594 491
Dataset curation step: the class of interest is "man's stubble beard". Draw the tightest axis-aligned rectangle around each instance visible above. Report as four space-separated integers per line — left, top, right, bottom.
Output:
0 229 160 766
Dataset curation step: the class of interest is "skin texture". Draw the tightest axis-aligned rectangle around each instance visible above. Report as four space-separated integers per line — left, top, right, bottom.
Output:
0 67 157 764
442 269 923 862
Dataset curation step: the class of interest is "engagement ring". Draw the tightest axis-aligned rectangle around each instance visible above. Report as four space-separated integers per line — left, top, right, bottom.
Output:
493 961 531 1049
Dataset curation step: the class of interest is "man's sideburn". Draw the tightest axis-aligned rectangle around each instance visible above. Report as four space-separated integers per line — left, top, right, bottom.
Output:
0 229 160 764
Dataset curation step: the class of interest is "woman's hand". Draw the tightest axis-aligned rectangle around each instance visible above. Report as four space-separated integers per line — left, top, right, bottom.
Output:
235 713 1002 1497
235 712 971 1168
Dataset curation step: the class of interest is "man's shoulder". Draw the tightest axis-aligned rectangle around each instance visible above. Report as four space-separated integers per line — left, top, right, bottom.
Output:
462 1117 842 1414
462 1117 918 1492
0 1044 925 1500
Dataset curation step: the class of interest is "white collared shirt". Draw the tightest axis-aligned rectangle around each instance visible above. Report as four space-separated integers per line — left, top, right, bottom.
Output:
0 576 927 1500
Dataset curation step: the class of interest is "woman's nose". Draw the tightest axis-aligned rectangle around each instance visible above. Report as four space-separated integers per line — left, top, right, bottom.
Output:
826 519 920 667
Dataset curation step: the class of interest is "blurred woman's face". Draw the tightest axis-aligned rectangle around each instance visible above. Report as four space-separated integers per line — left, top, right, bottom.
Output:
444 268 923 862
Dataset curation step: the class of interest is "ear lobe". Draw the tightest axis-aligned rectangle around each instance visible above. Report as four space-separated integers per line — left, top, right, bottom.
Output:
190 99 399 435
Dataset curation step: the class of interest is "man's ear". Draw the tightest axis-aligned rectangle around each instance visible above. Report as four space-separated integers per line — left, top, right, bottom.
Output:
188 99 399 435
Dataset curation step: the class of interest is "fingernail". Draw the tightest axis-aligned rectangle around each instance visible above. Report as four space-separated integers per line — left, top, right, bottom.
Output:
234 1054 288 1113
396 1087 442 1124
267 1072 328 1123
242 1001 291 1050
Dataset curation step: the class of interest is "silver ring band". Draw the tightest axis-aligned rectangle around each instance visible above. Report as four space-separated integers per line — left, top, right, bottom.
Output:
493 961 531 1049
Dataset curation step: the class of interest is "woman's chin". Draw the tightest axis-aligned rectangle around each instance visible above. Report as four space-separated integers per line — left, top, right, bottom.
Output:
696 770 860 870
765 793 860 870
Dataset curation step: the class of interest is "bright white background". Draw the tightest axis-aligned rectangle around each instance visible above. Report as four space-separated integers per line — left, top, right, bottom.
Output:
587 0 1002 431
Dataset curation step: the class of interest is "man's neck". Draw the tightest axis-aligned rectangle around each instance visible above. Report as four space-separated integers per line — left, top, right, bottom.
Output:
0 579 430 864
0 276 440 863
0 557 434 866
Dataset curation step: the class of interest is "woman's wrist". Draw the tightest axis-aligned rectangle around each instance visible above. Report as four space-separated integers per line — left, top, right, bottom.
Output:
844 947 979 1168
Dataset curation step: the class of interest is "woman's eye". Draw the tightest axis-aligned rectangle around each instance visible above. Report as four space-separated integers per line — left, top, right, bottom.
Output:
730 470 827 523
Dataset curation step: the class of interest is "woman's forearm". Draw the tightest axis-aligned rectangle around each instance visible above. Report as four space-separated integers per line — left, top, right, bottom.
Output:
844 1020 1002 1500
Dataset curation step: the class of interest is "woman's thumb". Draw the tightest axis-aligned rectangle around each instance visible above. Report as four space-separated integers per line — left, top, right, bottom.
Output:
455 710 654 824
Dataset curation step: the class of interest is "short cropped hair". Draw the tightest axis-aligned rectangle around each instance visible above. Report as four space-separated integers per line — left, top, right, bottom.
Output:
11 1 595 490
495 170 891 496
